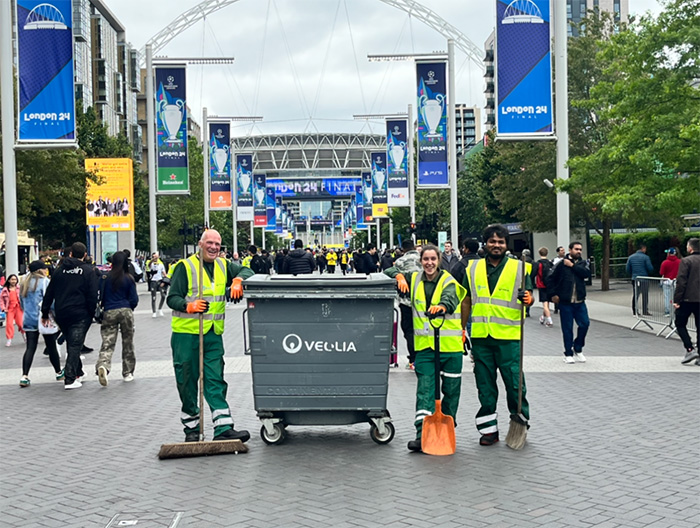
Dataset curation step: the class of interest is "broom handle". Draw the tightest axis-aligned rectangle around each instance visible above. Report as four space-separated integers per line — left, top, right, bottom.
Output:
517 256 526 415
198 249 205 442
434 326 440 401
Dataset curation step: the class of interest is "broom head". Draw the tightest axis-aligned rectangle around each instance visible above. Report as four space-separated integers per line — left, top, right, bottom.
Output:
421 400 456 456
505 413 528 450
158 439 248 460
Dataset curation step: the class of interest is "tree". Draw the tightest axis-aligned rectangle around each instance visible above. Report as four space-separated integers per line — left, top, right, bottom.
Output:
566 1 700 288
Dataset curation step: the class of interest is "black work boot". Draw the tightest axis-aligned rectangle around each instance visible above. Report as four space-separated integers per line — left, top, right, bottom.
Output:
479 432 499 446
407 439 422 452
184 431 200 443
213 428 250 443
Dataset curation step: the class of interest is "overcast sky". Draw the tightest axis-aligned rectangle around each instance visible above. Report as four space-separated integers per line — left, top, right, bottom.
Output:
109 0 663 139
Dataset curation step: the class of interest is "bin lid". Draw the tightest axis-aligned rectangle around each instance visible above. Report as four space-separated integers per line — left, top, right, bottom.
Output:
243 273 397 299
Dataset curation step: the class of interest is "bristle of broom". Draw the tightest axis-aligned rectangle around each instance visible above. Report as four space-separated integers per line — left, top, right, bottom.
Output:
158 439 248 460
505 419 528 450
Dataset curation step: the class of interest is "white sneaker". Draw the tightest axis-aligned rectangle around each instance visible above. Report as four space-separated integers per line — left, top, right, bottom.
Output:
545 317 554 327
159 310 164 317
539 315 545 325
574 352 586 363
64 380 82 390
563 356 575 364
152 312 157 318
97 366 109 387
5 339 11 347
123 373 134 382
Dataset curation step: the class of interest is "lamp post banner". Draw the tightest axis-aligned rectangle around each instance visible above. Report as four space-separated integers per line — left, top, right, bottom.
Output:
265 185 276 231
208 122 231 209
495 0 553 137
253 173 267 227
386 119 410 206
416 61 448 188
16 0 76 143
235 154 254 221
275 196 283 234
155 66 189 194
362 171 373 224
355 185 367 230
371 152 388 218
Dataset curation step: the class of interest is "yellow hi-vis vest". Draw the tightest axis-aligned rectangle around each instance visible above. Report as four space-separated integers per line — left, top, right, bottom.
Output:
468 258 523 340
327 252 337 265
411 270 467 353
242 255 252 268
171 255 227 335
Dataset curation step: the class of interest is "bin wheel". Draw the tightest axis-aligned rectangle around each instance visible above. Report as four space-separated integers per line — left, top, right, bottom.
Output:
260 424 286 445
370 422 395 444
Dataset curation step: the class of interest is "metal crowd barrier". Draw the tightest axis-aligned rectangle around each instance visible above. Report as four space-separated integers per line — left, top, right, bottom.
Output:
630 277 697 339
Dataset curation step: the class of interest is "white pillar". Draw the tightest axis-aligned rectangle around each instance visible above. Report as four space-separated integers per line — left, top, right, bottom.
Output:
231 141 238 255
554 0 570 250
1 0 18 274
389 213 394 248
448 39 459 247
376 218 381 247
203 107 209 227
145 44 158 254
250 221 254 247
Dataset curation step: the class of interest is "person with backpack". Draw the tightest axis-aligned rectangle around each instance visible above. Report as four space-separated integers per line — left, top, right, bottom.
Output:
532 247 554 327
247 245 270 275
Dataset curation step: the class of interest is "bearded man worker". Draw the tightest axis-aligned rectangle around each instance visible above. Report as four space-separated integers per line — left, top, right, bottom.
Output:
462 224 534 447
385 245 467 453
167 229 254 443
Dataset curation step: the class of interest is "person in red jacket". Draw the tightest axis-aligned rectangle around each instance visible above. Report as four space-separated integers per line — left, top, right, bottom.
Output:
660 247 681 317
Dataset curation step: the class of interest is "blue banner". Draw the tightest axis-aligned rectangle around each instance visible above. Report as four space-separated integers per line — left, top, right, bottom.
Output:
266 178 360 199
209 123 231 209
253 173 267 227
496 0 553 137
265 185 276 231
362 172 373 223
16 0 76 143
275 196 283 235
355 186 366 230
386 119 409 206
235 154 254 221
416 62 448 188
371 152 388 217
156 67 189 193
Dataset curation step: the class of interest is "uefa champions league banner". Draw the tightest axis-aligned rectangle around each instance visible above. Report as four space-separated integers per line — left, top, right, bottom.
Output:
155 67 189 194
371 152 388 218
361 172 373 225
209 123 231 209
275 196 283 235
253 174 267 227
416 62 448 188
235 154 254 221
16 0 76 143
265 186 276 232
386 119 409 206
496 0 553 137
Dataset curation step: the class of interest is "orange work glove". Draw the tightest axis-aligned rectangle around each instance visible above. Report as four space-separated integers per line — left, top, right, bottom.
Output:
462 329 467 345
517 289 534 306
427 305 447 315
186 299 209 314
395 273 409 294
231 277 244 303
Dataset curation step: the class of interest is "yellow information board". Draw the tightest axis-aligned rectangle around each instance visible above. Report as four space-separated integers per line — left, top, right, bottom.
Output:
85 158 134 232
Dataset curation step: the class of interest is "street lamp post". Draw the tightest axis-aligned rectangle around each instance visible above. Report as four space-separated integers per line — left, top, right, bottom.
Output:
554 1 570 250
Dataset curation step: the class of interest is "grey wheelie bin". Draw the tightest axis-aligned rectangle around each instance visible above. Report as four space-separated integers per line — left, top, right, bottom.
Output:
243 274 397 445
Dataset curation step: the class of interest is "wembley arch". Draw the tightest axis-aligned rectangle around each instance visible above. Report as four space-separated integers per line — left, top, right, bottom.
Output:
139 0 485 71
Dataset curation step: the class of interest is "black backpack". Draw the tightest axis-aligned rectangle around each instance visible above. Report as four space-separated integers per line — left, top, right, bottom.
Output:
534 259 553 289
250 254 268 274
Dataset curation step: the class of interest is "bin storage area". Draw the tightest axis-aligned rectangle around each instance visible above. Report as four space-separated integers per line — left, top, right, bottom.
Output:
243 274 397 444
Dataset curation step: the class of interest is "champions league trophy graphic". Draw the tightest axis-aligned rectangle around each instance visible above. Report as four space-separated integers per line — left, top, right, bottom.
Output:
211 143 229 175
419 89 445 138
254 180 266 207
238 165 251 196
389 140 406 172
364 181 373 205
159 98 185 144
373 157 386 191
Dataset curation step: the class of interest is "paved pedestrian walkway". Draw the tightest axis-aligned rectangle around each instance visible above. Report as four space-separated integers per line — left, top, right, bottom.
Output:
1 280 698 527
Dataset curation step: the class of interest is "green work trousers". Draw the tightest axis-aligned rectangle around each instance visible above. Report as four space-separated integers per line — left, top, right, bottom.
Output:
413 349 463 439
472 337 529 436
171 329 234 436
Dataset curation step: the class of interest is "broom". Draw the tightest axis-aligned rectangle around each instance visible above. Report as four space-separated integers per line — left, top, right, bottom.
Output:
505 255 529 450
158 249 248 459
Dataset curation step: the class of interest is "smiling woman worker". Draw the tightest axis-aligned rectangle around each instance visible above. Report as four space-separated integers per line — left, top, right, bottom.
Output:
384 245 467 453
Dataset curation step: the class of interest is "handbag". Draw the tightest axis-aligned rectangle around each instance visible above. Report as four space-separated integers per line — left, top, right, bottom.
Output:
94 274 106 324
39 312 59 335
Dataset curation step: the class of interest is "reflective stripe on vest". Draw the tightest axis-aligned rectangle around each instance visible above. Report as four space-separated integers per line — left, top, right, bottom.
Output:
410 270 467 353
172 256 227 335
468 258 523 340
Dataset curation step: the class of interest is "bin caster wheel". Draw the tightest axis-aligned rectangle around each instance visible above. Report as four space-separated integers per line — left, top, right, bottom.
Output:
370 422 395 444
261 424 286 445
